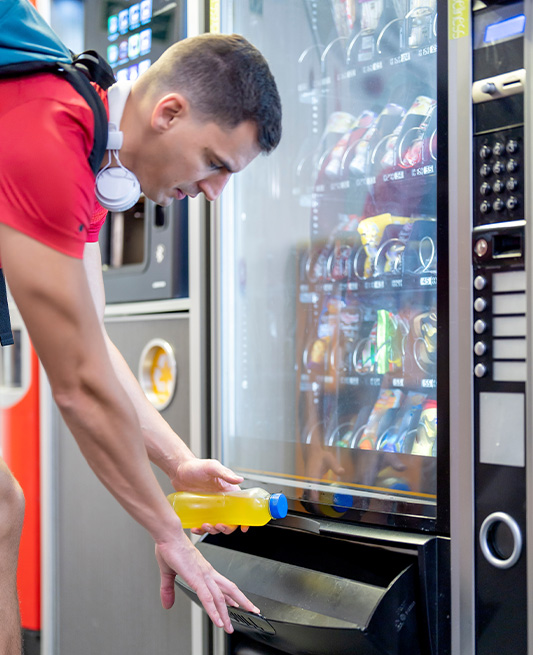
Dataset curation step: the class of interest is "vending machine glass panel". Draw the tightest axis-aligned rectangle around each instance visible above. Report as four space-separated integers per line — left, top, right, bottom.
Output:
216 0 444 531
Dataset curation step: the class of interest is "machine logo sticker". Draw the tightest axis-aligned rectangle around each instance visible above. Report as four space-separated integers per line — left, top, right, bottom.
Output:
228 609 276 635
394 599 416 632
138 339 177 410
155 243 165 263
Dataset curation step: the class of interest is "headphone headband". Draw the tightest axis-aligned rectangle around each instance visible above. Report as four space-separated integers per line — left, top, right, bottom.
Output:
107 80 133 139
95 80 141 212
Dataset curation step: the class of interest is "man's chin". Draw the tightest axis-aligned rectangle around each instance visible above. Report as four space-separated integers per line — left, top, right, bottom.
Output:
144 191 174 207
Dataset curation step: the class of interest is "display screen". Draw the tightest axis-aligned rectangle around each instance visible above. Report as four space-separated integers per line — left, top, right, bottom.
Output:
484 14 526 44
106 1 154 81
473 1 525 51
84 1 184 84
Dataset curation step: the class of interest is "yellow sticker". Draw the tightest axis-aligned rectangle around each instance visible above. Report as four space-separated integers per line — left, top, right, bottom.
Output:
150 347 174 403
449 0 470 40
210 0 220 33
139 339 177 410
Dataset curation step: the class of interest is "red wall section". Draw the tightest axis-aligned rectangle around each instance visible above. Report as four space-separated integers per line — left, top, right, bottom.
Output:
2 349 41 631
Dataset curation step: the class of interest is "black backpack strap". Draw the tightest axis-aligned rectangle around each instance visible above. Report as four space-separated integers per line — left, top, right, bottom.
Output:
0 59 63 78
0 269 14 347
72 50 115 90
58 62 111 175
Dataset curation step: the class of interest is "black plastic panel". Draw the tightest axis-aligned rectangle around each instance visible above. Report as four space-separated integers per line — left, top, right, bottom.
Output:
175 523 450 655
474 463 527 654
473 40 523 81
474 96 524 136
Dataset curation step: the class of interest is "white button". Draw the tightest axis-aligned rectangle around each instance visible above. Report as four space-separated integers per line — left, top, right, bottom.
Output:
474 319 487 334
474 297 487 312
474 341 487 356
474 275 487 291
475 363 487 377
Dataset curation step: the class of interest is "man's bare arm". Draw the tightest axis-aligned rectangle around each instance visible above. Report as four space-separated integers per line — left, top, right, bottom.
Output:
82 242 243 494
0 224 256 630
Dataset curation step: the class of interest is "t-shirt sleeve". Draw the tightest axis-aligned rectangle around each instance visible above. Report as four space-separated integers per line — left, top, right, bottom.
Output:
0 87 96 259
88 202 108 243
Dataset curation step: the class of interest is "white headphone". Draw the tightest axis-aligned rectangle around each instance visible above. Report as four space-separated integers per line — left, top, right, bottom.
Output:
95 81 141 212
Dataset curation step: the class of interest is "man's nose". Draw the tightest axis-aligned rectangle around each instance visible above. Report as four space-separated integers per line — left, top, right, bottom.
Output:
199 171 232 202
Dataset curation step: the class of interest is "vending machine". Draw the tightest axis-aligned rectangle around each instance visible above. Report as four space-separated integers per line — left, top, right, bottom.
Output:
179 1 453 653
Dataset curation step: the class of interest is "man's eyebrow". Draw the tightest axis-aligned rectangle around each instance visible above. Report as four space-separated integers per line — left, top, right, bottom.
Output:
217 156 234 174
206 146 235 173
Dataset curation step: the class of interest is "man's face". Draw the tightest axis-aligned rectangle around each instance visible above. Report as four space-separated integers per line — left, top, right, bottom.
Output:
136 110 261 207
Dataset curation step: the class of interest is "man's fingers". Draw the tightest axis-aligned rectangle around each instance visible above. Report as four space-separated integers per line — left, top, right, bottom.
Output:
213 523 239 535
217 575 260 614
199 579 230 631
190 527 206 536
191 523 244 536
224 595 240 607
206 460 243 485
159 570 176 609
155 538 259 635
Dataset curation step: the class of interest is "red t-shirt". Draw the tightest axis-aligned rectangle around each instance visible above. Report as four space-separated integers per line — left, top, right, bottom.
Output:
0 73 108 263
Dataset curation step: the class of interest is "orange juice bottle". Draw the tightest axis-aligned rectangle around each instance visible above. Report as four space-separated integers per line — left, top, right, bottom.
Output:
167 487 288 528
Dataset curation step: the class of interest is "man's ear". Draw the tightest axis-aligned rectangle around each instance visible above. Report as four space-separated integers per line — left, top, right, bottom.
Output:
151 93 190 132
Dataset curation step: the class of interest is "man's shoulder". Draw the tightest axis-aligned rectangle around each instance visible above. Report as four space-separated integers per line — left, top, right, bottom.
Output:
0 72 102 116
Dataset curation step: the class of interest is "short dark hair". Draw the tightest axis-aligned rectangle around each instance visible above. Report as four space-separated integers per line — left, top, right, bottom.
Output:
141 33 282 154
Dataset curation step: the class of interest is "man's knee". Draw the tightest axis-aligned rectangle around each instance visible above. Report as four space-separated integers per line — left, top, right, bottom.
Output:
0 463 25 544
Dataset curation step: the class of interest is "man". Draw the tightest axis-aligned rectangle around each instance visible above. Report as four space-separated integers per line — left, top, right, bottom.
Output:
0 32 282 652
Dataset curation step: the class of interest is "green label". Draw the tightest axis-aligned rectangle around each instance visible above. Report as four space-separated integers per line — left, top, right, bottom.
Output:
449 0 470 40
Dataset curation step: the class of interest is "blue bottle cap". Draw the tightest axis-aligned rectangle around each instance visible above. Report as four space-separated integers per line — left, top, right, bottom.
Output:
269 493 288 519
380 477 411 492
332 492 353 512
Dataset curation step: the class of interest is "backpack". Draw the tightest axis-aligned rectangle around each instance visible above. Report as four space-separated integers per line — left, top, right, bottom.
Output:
0 0 116 347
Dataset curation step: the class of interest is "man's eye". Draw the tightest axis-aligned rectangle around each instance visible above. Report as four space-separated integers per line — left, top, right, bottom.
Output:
209 161 222 171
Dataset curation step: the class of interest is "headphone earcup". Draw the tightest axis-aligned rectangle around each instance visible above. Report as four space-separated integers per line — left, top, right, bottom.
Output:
95 166 141 212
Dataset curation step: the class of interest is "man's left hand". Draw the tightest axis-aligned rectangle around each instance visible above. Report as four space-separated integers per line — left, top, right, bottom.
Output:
171 458 249 536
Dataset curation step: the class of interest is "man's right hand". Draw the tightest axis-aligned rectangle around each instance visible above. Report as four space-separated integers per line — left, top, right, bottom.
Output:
154 532 260 633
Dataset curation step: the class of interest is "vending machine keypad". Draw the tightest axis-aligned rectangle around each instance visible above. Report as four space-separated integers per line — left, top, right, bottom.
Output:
474 128 523 226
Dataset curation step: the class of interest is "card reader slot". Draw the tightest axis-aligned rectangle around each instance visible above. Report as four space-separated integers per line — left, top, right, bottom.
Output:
502 77 523 89
492 232 523 259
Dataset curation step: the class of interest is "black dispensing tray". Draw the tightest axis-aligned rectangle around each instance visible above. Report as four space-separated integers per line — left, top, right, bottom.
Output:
175 518 447 655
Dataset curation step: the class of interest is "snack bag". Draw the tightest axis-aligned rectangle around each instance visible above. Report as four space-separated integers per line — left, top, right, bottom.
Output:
357 214 411 277
356 389 404 450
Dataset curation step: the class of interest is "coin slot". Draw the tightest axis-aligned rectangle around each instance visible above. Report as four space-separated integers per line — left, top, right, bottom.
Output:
138 339 177 410
479 512 522 569
488 521 515 560
492 232 522 259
